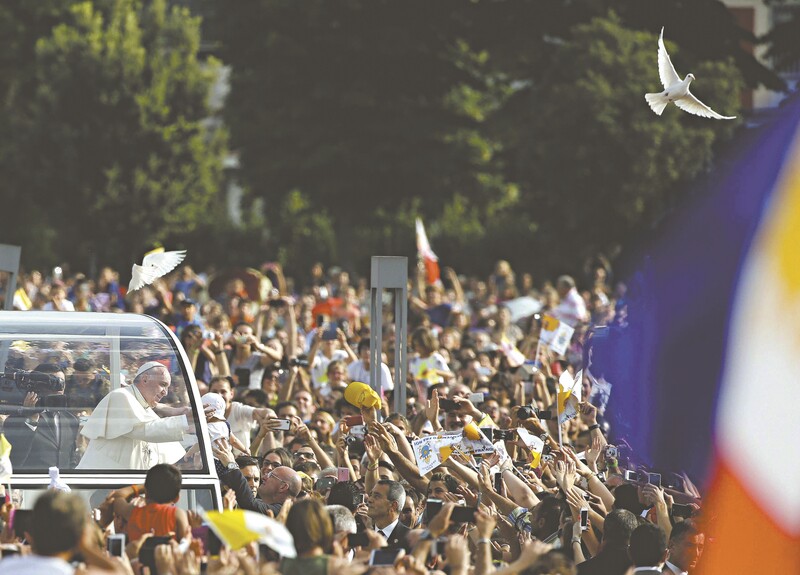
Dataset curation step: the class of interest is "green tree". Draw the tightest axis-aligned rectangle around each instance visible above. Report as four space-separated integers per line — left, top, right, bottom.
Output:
487 15 742 275
216 0 515 268
2 0 226 270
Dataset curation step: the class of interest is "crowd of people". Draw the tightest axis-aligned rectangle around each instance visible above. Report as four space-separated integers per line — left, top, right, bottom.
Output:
0 259 705 574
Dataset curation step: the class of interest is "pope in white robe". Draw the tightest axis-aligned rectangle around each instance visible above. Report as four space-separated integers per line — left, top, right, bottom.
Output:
77 361 192 470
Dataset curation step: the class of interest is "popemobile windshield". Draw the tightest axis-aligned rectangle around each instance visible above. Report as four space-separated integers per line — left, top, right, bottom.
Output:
0 311 220 512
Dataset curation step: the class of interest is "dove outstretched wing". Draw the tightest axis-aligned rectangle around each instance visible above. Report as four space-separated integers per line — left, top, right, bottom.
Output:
128 250 187 292
675 91 736 120
658 27 681 89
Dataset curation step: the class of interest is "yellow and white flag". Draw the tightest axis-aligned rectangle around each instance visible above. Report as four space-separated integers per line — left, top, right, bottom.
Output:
516 427 545 468
557 369 582 425
539 315 575 356
499 335 526 368
203 509 296 556
0 435 12 483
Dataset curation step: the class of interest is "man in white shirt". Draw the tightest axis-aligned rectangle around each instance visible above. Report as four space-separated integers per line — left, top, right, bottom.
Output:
553 275 589 327
347 340 394 393
77 362 193 469
307 327 356 388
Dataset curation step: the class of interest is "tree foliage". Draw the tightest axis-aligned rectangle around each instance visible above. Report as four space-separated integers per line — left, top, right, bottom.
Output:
215 1 747 278
0 0 226 269
215 0 517 268
0 0 762 279
497 15 742 273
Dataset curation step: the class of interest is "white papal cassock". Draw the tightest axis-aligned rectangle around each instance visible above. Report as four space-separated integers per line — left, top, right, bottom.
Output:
77 384 187 470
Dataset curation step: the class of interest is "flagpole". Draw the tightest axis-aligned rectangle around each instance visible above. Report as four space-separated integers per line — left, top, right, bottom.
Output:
556 387 563 448
510 463 536 487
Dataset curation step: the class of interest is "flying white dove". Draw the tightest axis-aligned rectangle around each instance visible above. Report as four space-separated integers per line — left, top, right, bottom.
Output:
645 27 735 120
128 248 186 292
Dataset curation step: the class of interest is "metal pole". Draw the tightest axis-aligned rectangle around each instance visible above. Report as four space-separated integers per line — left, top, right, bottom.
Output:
369 286 383 399
394 282 408 414
0 244 22 311
369 257 408 416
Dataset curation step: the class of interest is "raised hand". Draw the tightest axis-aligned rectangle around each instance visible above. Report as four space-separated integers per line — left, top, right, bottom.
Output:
369 421 398 454
564 487 585 521
290 415 311 441
212 438 235 466
446 535 471 572
482 451 501 470
456 485 478 507
578 401 598 426
476 463 494 492
563 445 592 479
585 434 603 471
23 392 39 408
363 434 382 463
641 483 666 508
223 489 237 511
453 397 481 419
428 502 455 537
551 460 567 489
516 539 553 570
154 540 178 575
474 507 496 539
425 392 440 425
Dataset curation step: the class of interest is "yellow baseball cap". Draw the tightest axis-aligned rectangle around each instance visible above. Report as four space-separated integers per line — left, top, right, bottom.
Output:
344 381 381 409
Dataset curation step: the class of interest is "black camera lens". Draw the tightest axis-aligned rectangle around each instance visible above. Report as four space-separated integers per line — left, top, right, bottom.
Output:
516 406 537 420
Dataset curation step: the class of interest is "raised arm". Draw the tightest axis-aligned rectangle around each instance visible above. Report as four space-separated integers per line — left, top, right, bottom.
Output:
284 298 298 360
277 366 300 402
337 329 358 364
362 434 382 494
476 462 519 516
213 439 269 514
369 421 429 493
444 267 465 307
292 416 334 469
207 331 230 377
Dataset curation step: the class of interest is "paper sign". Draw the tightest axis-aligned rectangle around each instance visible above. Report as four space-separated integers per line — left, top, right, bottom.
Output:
586 368 612 415
412 435 446 475
412 428 496 476
539 315 575 356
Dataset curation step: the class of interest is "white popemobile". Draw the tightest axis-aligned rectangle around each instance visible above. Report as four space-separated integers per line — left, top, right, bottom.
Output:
0 311 221 513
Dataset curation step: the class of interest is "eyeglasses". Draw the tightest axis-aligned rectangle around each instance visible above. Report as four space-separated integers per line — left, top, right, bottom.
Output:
262 460 280 470
267 471 289 486
295 452 315 460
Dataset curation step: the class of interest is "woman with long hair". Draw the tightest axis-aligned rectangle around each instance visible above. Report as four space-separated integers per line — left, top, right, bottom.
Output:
280 499 334 575
309 410 336 447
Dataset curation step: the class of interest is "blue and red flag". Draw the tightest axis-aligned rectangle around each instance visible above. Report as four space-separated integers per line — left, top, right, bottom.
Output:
592 94 800 573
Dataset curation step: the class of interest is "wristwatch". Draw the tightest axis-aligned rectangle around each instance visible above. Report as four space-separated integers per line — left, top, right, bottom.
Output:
226 462 239 471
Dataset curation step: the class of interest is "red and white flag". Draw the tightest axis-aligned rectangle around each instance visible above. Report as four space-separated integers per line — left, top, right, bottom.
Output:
415 218 440 285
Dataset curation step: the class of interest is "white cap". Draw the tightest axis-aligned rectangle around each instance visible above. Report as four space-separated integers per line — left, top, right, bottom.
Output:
134 361 167 379
202 392 226 420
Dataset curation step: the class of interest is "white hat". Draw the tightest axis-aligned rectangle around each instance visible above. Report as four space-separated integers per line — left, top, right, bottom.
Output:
202 392 226 420
134 361 167 379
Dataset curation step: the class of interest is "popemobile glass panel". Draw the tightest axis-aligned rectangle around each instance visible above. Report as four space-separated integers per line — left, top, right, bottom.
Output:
0 311 220 511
